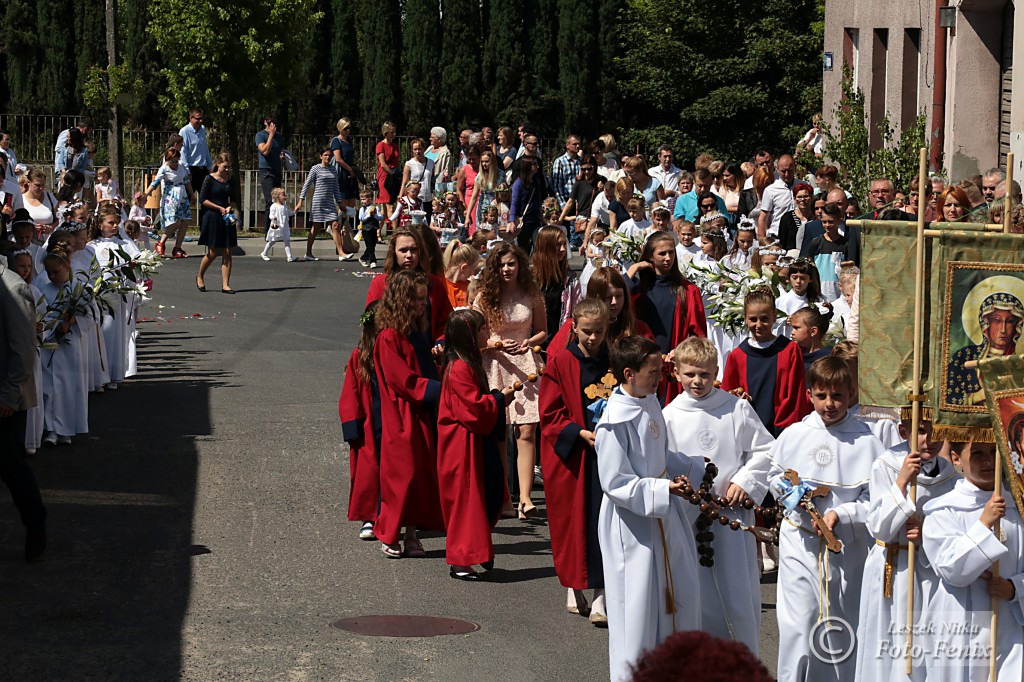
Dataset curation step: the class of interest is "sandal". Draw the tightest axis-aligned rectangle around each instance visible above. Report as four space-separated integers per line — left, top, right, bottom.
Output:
380 542 402 559
403 537 426 558
172 248 188 259
359 522 375 540
154 241 165 256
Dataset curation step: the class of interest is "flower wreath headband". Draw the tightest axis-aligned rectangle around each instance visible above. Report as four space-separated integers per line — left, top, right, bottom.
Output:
60 200 86 218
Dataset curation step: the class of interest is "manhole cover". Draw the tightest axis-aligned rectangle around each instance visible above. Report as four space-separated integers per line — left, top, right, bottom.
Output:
332 615 479 637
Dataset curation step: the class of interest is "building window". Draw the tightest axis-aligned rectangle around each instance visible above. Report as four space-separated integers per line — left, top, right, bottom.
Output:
902 29 922 131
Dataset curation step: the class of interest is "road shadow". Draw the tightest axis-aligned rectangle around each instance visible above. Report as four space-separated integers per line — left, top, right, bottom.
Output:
0 326 221 678
232 286 317 293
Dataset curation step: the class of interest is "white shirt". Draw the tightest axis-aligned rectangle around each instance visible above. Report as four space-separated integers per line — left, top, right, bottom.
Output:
799 128 825 155
404 158 434 199
590 191 612 225
758 179 795 237
648 163 681 193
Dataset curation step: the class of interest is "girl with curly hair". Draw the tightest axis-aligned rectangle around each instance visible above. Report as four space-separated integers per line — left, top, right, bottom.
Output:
373 270 445 558
473 242 547 518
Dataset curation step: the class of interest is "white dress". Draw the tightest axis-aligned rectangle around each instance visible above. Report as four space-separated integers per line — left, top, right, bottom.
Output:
768 412 881 682
72 247 109 396
90 236 140 384
596 387 705 682
775 289 809 336
922 480 1024 681
25 283 45 450
663 388 775 655
856 449 957 681
38 280 86 438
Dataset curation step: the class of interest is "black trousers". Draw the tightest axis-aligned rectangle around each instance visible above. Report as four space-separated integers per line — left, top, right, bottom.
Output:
361 228 378 263
259 170 281 231
0 410 45 530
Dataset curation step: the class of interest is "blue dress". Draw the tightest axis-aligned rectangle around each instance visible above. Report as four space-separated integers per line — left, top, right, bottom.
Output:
330 136 357 200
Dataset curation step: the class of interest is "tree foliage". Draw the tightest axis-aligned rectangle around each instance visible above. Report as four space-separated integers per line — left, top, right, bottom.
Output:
482 1 526 120
557 0 600 137
403 0 442 134
439 0 482 128
359 0 402 129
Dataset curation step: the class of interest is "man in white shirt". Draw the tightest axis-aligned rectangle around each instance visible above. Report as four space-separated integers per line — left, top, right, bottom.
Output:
756 153 795 240
648 145 681 197
743 148 775 190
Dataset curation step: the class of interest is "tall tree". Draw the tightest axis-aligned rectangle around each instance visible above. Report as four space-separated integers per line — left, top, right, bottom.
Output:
34 0 77 113
439 0 482 127
557 0 599 137
2 0 39 112
521 0 560 134
359 0 402 129
329 0 361 123
291 0 333 133
403 0 441 135
120 0 165 127
481 0 526 121
596 0 624 130
75 0 108 117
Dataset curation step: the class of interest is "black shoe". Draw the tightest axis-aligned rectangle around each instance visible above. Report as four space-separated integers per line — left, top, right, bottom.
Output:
222 288 236 294
24 525 46 562
196 278 206 292
449 566 481 581
480 560 494 572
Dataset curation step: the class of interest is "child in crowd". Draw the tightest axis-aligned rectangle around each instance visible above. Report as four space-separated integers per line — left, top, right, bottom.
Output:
695 224 728 265
856 408 956 681
776 258 822 318
10 249 44 454
616 197 651 240
768 356 882 682
357 189 385 268
123 220 144 251
532 225 582 349
831 266 858 331
93 167 121 203
596 334 704 681
721 288 811 436
437 309 516 581
923 440 1024 681
38 242 85 446
261 187 296 262
829 340 904 448
580 226 607 293
89 202 140 389
674 220 701 268
789 305 833 378
663 336 774 655
128 192 151 231
389 181 423 230
66 219 109 395
9 214 39 271
722 220 760 272
540 299 612 623
805 202 855 300
479 204 501 236
441 191 465 244
759 242 786 275
338 302 382 541
442 240 480 309
372 270 445 558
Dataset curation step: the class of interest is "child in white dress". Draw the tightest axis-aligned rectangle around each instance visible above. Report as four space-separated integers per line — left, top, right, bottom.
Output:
261 188 295 262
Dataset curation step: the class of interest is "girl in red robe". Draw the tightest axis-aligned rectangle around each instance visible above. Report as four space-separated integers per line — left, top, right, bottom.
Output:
627 231 707 403
372 270 445 558
338 303 382 540
547 267 654 354
437 309 516 580
365 227 452 341
540 298 612 625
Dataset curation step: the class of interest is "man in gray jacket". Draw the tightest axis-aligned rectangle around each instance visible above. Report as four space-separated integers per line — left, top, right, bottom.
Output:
0 259 46 561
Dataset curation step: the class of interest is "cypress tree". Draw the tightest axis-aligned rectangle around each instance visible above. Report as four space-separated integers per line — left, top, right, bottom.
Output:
329 0 361 122
75 0 107 113
596 0 624 129
359 0 402 129
439 0 481 127
121 0 164 127
2 0 39 112
481 0 525 119
557 0 599 137
521 0 560 133
34 0 77 113
291 0 332 132
402 0 441 135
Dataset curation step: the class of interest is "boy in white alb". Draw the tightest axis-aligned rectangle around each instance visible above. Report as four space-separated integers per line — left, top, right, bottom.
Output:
923 440 1024 681
261 187 295 262
663 336 774 655
596 335 705 682
855 409 957 680
768 355 883 682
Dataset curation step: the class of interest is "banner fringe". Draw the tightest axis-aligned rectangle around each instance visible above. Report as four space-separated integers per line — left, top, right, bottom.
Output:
932 424 996 443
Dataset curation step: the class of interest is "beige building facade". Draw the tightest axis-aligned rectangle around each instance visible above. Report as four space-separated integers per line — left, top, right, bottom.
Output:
823 0 1020 182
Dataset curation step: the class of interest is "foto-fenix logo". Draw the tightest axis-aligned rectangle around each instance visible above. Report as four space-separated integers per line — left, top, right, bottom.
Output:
809 617 856 664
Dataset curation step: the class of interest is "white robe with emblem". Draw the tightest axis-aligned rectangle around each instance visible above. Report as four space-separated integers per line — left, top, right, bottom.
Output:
768 412 880 682
596 387 705 682
922 480 1024 682
856 448 958 680
663 387 774 654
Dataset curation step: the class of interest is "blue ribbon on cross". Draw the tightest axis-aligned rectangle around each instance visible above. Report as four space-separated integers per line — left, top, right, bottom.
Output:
587 398 608 421
778 478 813 513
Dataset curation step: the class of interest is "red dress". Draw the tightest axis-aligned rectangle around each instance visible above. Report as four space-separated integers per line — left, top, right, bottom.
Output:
539 346 608 589
365 272 453 341
547 318 655 356
437 360 507 566
631 278 707 404
338 349 380 522
721 337 812 437
373 328 444 545
462 163 478 235
375 139 400 203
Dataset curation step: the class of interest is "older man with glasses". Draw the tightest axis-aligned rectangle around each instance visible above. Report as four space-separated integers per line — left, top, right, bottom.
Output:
755 153 796 239
982 167 1006 207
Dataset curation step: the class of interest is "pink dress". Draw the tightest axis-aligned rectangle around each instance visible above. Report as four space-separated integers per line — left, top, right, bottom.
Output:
462 164 478 235
474 290 543 424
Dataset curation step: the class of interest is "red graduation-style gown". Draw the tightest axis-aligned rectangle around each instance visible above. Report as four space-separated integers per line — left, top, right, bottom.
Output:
437 360 507 566
547 318 656 355
338 349 381 522
539 347 605 590
721 337 812 437
373 328 445 545
631 279 707 404
365 272 453 341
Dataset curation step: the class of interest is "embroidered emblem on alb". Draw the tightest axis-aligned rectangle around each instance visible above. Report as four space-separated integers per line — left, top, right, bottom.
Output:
697 429 717 451
812 443 836 468
649 419 660 439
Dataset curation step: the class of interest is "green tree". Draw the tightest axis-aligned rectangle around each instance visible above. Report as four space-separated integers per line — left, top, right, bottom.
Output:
2 0 39 112
520 0 561 134
596 0 625 129
440 0 482 127
482 0 526 119
34 0 77 113
403 0 441 135
75 0 107 119
359 0 402 129
328 0 361 122
120 0 166 127
557 0 599 137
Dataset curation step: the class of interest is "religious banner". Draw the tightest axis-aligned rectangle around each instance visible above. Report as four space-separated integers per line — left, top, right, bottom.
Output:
933 230 1024 441
979 352 1024 516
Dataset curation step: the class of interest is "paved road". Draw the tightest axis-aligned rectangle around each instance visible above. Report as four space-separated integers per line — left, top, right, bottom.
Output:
0 238 778 680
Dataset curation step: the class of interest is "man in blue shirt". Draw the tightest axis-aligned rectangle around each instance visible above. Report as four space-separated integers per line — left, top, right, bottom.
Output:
179 108 213 220
255 116 285 232
673 169 727 221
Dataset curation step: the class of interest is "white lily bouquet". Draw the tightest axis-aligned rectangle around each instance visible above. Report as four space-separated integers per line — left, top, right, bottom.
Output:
601 231 646 268
681 260 789 336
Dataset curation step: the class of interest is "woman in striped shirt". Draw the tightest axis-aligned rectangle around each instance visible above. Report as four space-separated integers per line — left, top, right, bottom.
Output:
295 148 346 261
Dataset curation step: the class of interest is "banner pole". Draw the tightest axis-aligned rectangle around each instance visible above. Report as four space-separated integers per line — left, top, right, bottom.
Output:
990 402 1003 682
1005 153 1015 234
905 147 928 675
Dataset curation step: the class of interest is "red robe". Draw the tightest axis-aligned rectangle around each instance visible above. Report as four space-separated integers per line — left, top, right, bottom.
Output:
373 328 445 544
365 272 453 341
539 348 605 589
338 349 380 522
547 318 656 356
721 337 812 437
437 360 507 566
631 279 707 404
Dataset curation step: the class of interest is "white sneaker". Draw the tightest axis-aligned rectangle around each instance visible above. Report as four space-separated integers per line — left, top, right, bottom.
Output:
57 435 72 445
343 253 357 261
359 522 375 540
25 448 36 456
287 257 297 262
43 432 57 447
369 262 379 269
261 254 271 261
762 557 777 572
105 382 118 390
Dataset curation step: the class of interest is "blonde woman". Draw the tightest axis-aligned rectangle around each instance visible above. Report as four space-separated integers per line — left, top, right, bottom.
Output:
375 121 400 217
466 149 501 227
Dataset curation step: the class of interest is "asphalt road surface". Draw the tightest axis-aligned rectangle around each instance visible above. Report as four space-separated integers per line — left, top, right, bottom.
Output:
0 237 779 680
